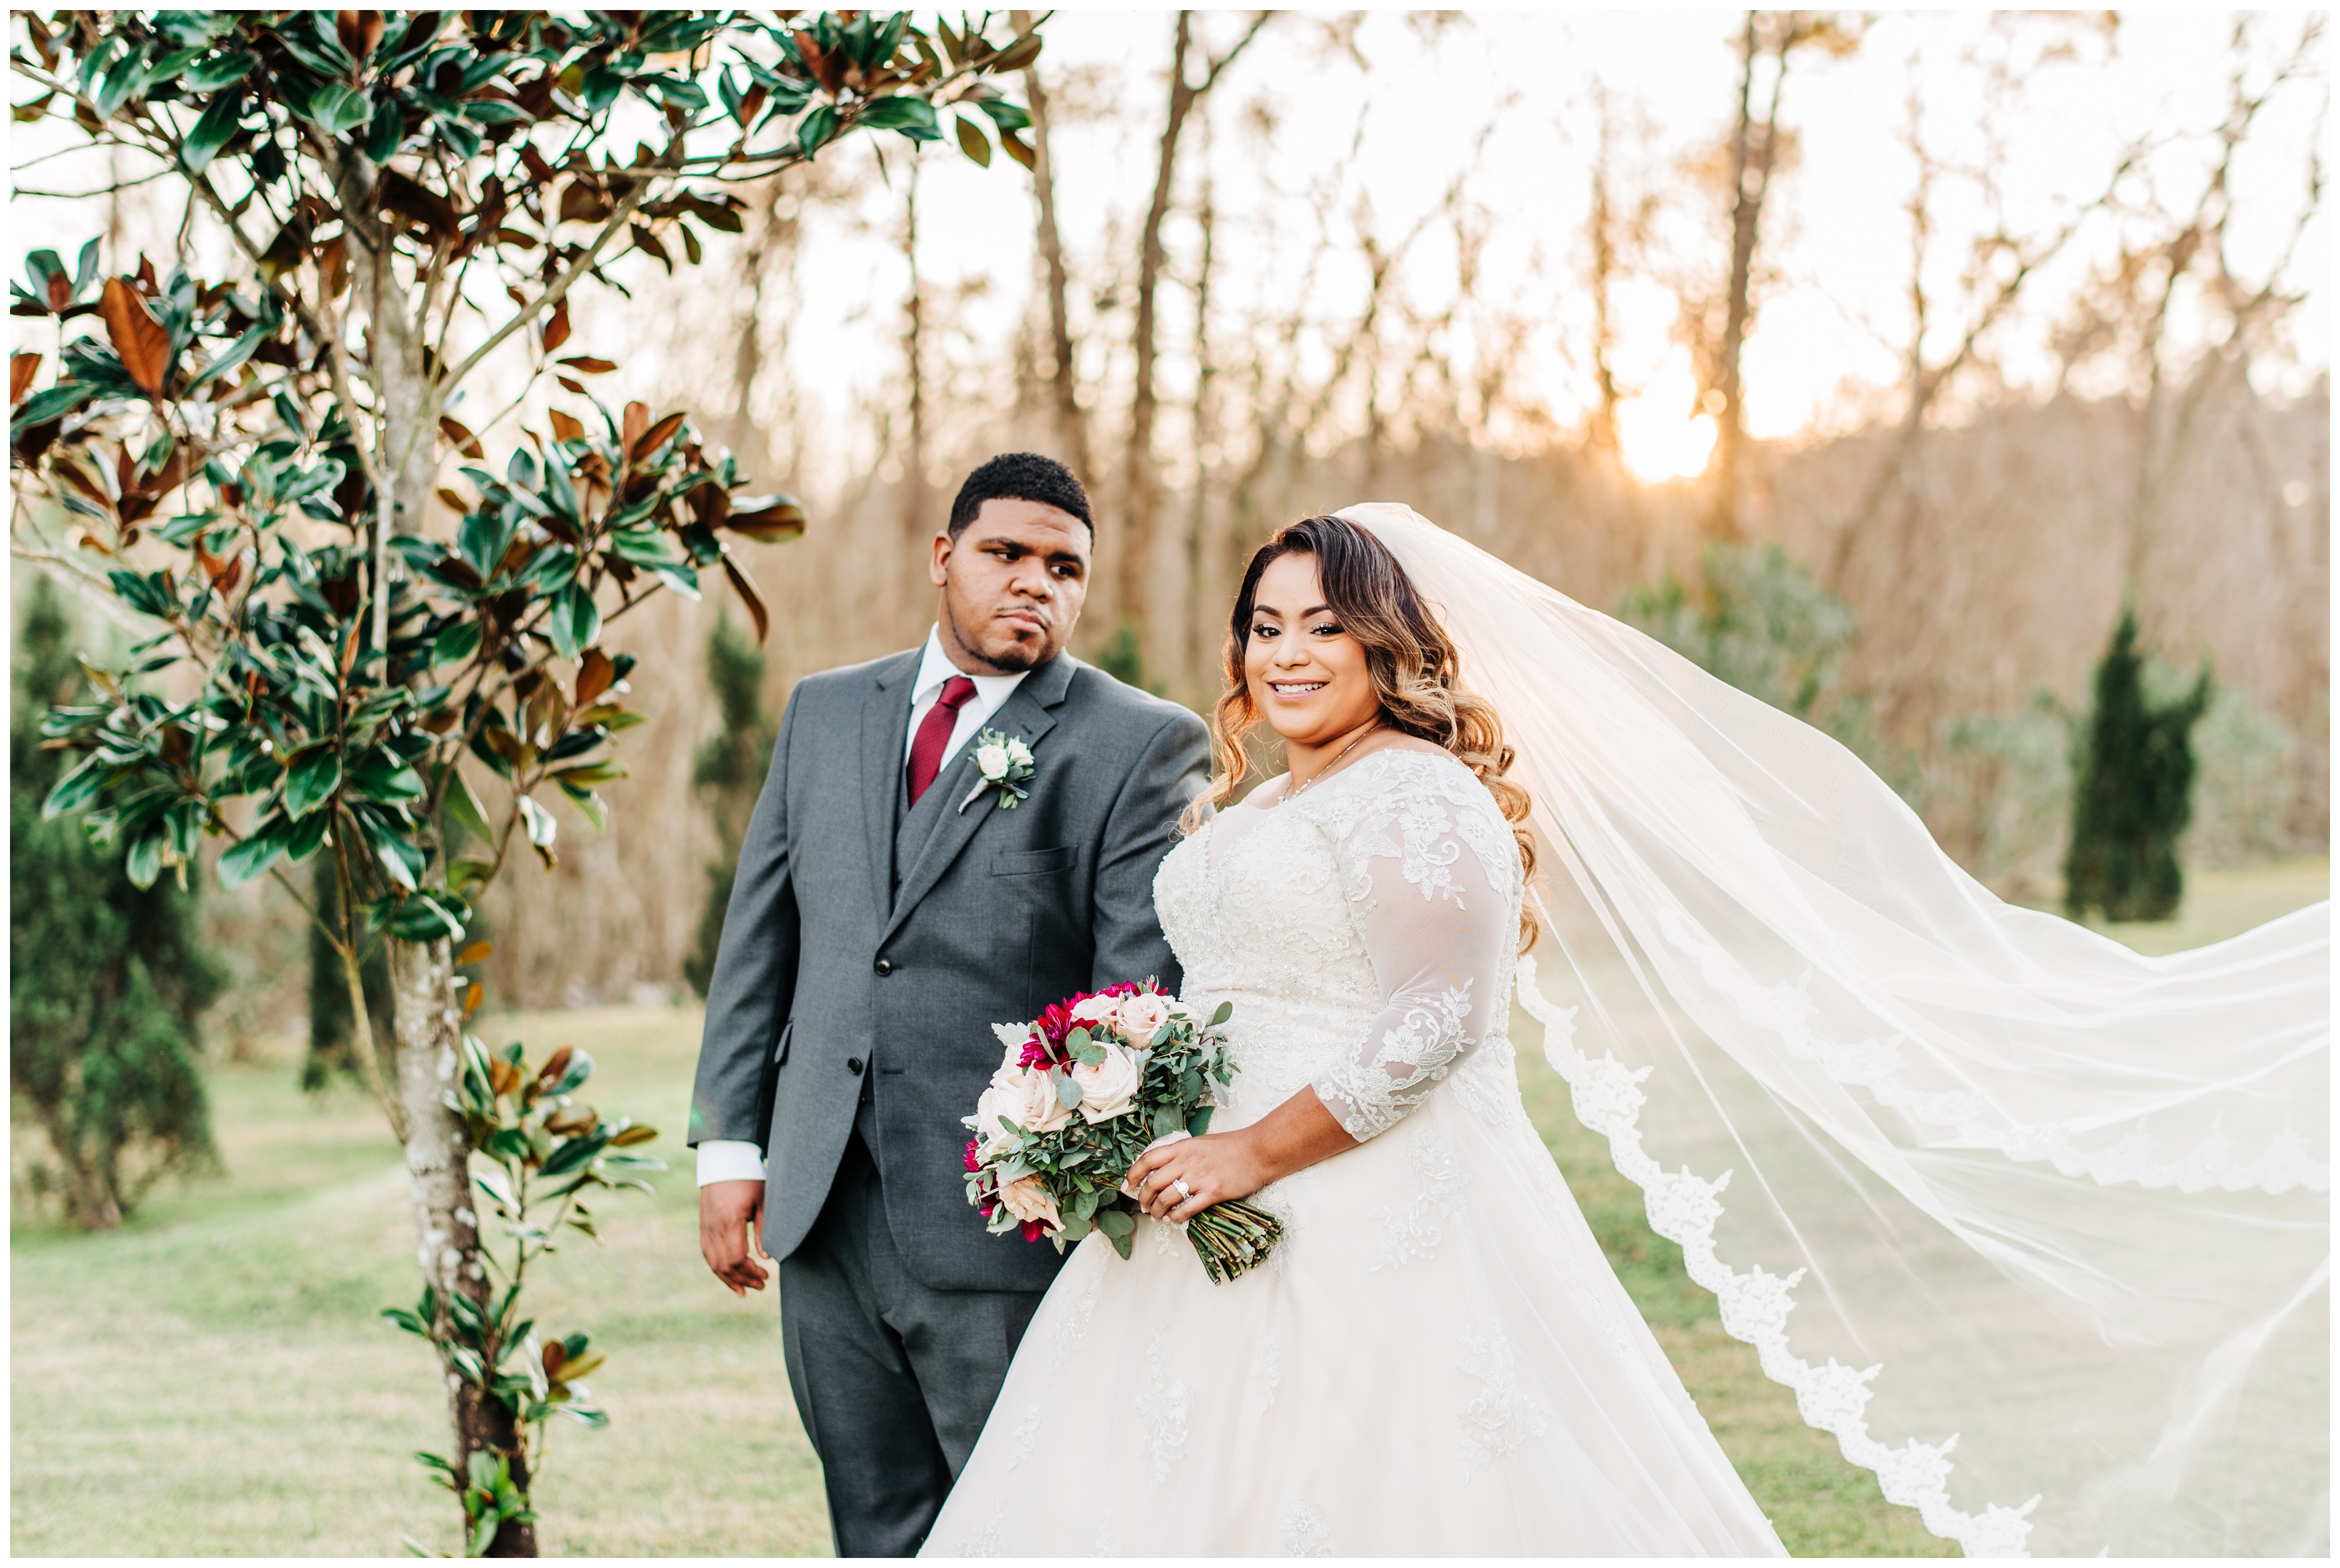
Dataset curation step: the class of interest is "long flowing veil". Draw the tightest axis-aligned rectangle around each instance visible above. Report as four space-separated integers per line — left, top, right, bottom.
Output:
1341 503 2329 1556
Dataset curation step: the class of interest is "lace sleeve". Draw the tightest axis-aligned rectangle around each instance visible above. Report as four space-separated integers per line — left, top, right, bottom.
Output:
1308 757 1520 1141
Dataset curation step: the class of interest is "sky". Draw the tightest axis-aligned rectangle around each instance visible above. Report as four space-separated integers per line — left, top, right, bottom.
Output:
7 11 2328 492
757 9 2329 484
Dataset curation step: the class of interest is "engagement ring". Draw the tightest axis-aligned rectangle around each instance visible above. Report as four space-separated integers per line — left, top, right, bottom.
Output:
1173 1178 1193 1199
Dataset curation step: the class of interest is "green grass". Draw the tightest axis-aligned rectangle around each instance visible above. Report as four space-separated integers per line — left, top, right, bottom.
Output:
13 860 2325 1555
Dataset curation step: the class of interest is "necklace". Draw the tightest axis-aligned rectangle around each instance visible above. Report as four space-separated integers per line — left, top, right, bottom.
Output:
1286 725 1381 801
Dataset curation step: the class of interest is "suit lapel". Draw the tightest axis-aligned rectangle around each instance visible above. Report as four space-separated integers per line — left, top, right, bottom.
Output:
860 650 921 920
881 654 1078 946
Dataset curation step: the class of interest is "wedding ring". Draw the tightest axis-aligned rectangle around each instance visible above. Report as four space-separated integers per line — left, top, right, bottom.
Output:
1172 1178 1193 1199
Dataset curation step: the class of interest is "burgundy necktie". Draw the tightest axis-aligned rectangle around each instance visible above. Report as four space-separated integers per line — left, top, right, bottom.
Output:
906 676 978 806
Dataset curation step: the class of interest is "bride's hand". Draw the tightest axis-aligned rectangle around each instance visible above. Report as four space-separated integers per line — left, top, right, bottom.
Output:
1124 1130 1270 1225
1123 1089 1360 1224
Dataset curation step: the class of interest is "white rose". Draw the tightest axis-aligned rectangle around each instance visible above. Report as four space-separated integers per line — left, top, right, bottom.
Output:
1069 993 1121 1030
996 1174 1061 1230
1006 738 1034 769
977 741 1010 779
1069 1043 1143 1124
1116 991 1172 1043
994 1064 1074 1136
971 1081 1022 1155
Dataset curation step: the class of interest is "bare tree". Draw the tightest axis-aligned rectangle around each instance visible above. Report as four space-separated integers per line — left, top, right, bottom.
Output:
1708 11 1860 539
1183 108 1222 696
1826 18 2132 590
901 154 930 547
1120 9 1270 662
2111 17 2327 592
1012 9 1091 487
1583 85 1640 452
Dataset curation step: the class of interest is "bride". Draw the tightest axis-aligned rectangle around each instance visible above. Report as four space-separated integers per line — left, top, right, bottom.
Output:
929 511 1780 1556
925 507 2327 1557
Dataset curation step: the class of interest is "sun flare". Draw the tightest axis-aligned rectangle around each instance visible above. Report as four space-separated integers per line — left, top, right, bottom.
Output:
1616 372 1720 483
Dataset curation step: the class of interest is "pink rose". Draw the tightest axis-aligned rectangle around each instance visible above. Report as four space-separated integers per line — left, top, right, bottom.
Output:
1069 1043 1143 1124
993 1065 1075 1136
1116 991 1172 1043
997 1174 1062 1231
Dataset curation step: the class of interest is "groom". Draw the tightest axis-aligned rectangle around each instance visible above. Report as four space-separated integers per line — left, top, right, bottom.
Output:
689 452 1210 1556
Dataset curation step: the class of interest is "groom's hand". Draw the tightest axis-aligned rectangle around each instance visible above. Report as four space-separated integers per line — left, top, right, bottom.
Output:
700 1180 772 1296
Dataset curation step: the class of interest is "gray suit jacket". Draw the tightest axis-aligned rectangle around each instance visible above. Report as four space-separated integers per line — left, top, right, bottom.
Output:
689 646 1211 1292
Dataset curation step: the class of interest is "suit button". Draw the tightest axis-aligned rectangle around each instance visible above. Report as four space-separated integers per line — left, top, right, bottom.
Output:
873 958 893 975
847 1057 864 1075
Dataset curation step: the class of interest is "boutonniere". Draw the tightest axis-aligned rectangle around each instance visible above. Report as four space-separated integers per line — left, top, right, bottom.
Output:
958 728 1036 813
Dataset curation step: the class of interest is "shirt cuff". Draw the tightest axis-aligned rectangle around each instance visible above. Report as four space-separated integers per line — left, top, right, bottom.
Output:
696 1140 768 1187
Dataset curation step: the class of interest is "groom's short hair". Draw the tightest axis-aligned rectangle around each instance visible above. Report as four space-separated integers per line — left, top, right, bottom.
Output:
948 452 1093 539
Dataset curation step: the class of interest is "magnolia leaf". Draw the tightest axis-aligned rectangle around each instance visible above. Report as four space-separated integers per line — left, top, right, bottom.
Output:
721 555 769 644
218 813 291 888
98 278 171 398
282 744 341 819
953 112 991 166
724 493 806 543
555 779 606 831
573 647 616 706
516 793 558 866
631 410 685 461
347 751 426 803
433 618 483 667
548 582 600 660
180 89 243 172
443 763 494 844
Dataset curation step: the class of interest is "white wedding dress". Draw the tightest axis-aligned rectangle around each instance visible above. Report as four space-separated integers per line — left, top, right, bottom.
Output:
925 747 1786 1557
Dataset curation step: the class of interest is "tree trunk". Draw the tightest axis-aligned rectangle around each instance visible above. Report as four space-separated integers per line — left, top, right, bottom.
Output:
1013 10 1089 487
1711 13 1788 541
1586 91 1625 452
396 935 538 1557
902 158 929 552
362 231 536 1554
38 1103 122 1230
1183 116 1218 702
1119 12 1198 654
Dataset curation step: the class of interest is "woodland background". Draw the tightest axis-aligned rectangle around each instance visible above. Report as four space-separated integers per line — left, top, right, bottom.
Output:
6 9 2327 1557
16 9 2330 1024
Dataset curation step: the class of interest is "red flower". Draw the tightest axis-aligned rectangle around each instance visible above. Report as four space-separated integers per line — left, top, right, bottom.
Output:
962 1138 983 1173
1020 1218 1050 1243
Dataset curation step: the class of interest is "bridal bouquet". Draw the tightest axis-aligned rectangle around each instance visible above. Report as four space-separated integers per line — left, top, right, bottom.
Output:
962 980 1283 1283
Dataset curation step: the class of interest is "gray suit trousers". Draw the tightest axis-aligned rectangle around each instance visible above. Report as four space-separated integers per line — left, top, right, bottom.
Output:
781 1105 1046 1558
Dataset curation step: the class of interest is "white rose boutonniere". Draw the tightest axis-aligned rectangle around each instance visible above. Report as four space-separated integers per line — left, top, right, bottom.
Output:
958 727 1037 812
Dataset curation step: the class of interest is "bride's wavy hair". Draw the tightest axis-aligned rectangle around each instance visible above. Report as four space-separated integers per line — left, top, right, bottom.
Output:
1185 513 1539 951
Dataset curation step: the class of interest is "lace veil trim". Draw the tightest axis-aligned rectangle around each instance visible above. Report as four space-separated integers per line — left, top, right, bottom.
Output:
1518 953 2041 1557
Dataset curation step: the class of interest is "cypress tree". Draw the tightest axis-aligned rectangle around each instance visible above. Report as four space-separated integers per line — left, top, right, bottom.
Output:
2065 610 2212 923
10 576 223 1227
685 614 778 998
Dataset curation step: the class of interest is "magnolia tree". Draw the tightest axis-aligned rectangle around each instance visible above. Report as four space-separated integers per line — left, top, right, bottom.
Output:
8 9 1039 1554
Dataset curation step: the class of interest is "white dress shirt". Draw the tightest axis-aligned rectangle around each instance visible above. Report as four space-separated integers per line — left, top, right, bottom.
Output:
699 627 1033 1186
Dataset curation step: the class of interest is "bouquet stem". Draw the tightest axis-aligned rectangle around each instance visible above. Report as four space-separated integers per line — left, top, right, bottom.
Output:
1184 1198 1283 1284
